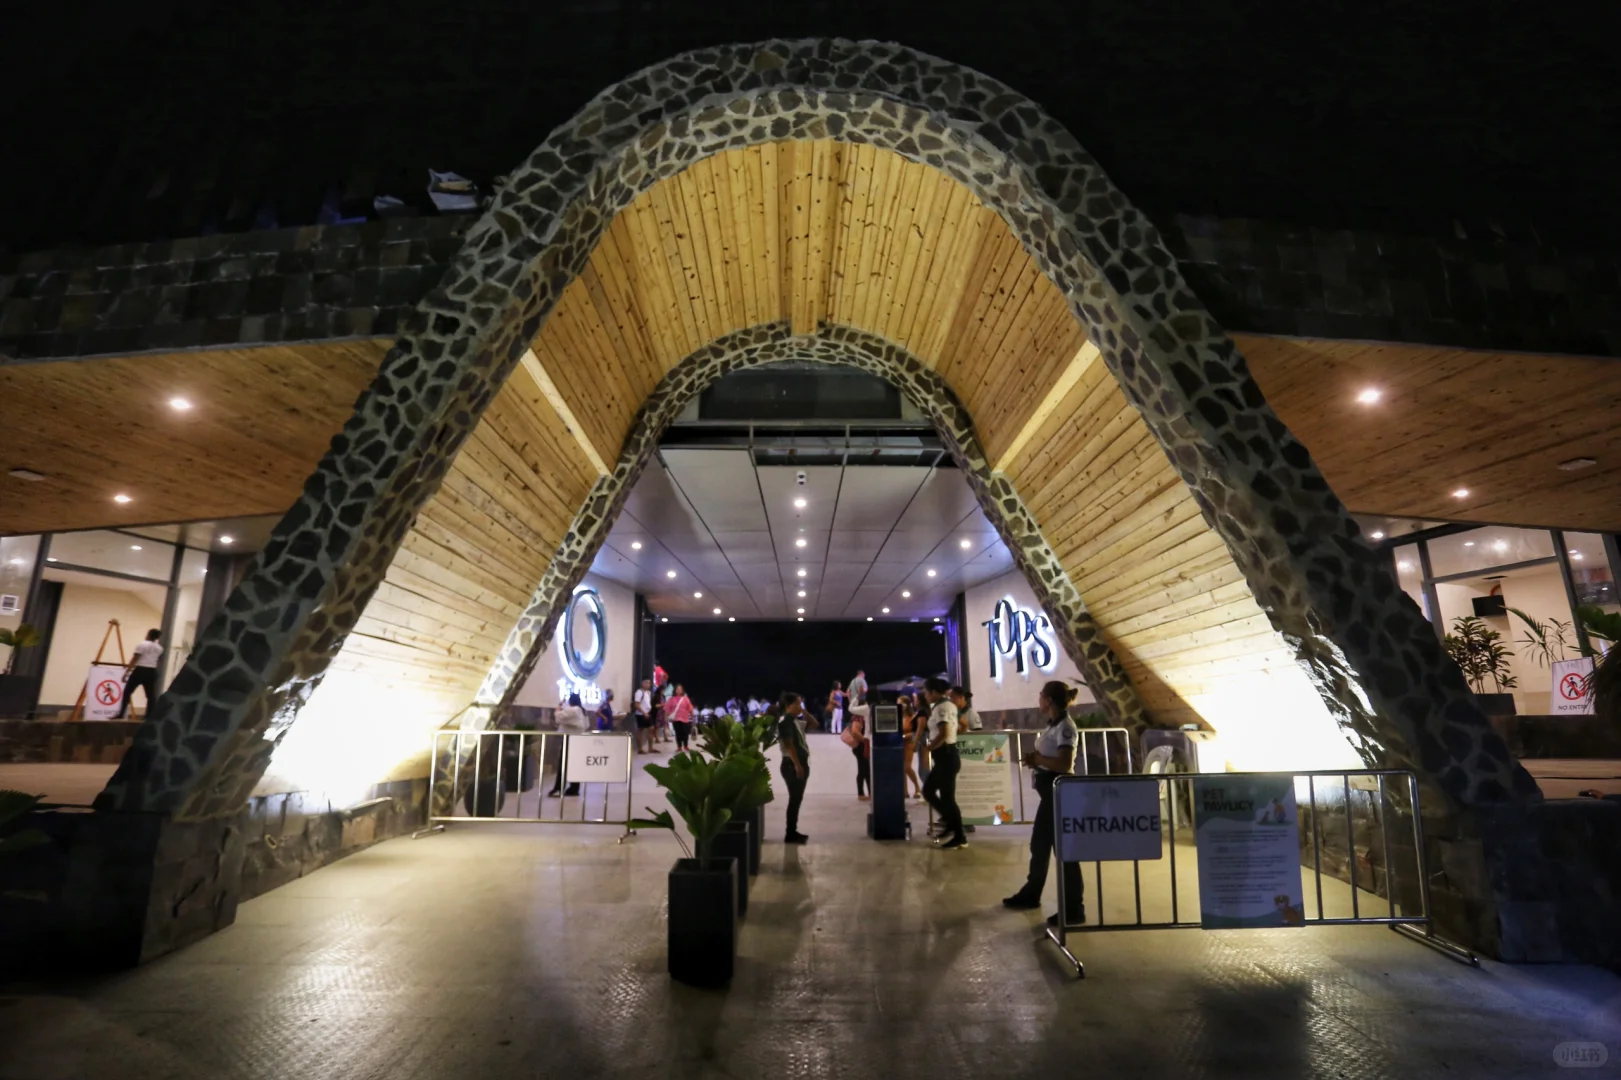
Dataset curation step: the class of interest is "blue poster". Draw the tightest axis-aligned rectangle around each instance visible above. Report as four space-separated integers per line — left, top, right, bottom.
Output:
1192 776 1306 929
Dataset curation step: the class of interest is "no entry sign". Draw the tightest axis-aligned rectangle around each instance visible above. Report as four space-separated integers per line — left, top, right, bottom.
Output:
1551 657 1595 715
84 663 127 721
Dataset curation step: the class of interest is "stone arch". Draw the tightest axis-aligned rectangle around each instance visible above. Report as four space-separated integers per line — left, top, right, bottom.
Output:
97 38 1533 820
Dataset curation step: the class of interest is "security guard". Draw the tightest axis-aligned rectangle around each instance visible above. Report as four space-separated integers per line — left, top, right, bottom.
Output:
1003 679 1085 926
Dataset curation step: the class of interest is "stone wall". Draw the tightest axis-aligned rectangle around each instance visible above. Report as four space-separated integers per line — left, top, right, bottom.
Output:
4 214 1615 364
0 720 141 765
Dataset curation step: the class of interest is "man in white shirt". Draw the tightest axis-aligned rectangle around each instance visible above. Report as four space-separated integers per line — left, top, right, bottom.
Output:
632 678 655 754
848 669 868 706
116 628 164 719
920 676 967 850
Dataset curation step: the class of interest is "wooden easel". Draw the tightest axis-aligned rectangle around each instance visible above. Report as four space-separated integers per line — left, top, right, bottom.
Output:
70 619 127 722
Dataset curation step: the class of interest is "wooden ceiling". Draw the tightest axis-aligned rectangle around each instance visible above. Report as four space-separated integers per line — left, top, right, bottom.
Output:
0 342 386 535
1242 335 1621 533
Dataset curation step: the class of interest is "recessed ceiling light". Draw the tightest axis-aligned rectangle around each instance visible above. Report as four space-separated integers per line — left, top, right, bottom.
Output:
7 468 45 482
129 544 142 551
797 617 803 622
795 538 807 548
882 607 890 614
797 590 807 597
797 607 805 614
797 568 807 578
959 539 971 550
1452 488 1470 499
1369 531 1385 541
1355 388 1382 405
113 493 132 504
666 570 677 579
866 616 873 622
933 617 940 623
661 616 669 623
45 557 57 563
168 396 193 412
1397 561 1412 571
1493 541 1508 553
793 497 807 509
713 607 722 615
1558 457 1598 472
631 541 642 550
1464 541 1475 547
926 569 937 577
693 591 702 599
219 535 234 545
901 590 911 598
6 557 23 566
728 616 735 622
1571 551 1584 560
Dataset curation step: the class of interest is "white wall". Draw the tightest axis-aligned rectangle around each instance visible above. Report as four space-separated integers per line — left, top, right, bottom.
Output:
1435 563 1574 714
964 570 1094 712
38 581 164 707
512 574 637 713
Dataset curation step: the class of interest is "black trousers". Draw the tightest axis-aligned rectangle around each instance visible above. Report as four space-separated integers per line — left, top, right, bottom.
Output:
117 666 157 718
672 720 693 750
853 746 869 796
1024 775 1085 917
923 745 964 842
780 758 808 836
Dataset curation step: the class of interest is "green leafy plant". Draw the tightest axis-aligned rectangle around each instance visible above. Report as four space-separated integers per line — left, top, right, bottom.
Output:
0 790 49 860
1509 607 1580 667
1443 615 1518 694
695 714 778 760
631 751 773 867
0 623 42 676
1577 605 1621 726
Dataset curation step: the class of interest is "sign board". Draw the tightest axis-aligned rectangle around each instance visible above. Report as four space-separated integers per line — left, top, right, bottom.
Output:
981 595 1059 683
0 594 19 614
871 705 898 734
956 732 1016 825
563 734 630 784
1055 778 1163 862
1192 776 1306 929
84 663 127 721
1551 657 1595 715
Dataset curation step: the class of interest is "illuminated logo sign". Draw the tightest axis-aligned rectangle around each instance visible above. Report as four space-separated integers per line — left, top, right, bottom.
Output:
982 596 1057 682
557 586 608 705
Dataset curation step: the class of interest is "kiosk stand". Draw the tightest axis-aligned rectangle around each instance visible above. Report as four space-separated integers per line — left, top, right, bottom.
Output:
866 705 909 840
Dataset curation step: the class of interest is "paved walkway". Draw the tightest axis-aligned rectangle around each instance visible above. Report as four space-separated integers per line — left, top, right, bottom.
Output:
3 735 1619 1079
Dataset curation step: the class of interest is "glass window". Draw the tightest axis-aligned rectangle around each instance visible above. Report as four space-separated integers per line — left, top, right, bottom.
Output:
46 530 177 581
1434 560 1575 714
0 535 42 661
1391 543 1428 618
1425 526 1554 579
1565 532 1619 616
163 548 211 689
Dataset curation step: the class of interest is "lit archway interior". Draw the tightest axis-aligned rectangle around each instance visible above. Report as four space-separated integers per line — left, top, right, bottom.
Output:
96 40 1532 821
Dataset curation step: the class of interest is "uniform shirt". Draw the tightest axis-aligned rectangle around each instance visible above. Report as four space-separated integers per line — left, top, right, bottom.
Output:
131 640 163 668
958 706 982 732
777 712 810 763
927 699 959 746
633 688 652 715
1034 716 1079 773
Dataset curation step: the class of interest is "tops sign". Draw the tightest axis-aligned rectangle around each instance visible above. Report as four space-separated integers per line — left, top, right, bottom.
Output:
557 587 608 705
982 596 1058 682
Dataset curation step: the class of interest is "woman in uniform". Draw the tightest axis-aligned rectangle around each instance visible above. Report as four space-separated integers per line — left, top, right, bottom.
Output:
920 677 967 850
1003 680 1086 926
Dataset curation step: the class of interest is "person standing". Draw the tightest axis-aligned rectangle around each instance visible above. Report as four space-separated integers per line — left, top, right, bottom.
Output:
595 689 616 731
843 703 870 800
921 677 967 849
775 692 810 844
549 692 588 796
897 694 923 801
826 681 846 734
116 628 164 719
950 687 982 732
632 678 655 754
667 683 696 750
848 669 868 712
1003 680 1086 926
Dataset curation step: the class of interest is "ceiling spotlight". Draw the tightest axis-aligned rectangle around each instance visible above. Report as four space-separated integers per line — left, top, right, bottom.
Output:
1452 488 1470 499
6 557 23 566
926 569 937 578
795 538 807 548
882 606 891 614
1464 541 1476 548
1493 541 1508 553
728 616 736 622
113 493 132 504
1397 561 1412 571
168 396 193 412
693 591 703 599
666 570 677 579
933 617 940 623
797 607 805 614
631 541 643 550
901 590 911 598
1355 388 1381 405
959 539 972 550
797 590 807 598
219 535 234 545
797 617 804 622
713 607 722 615
8 468 46 482
129 544 142 551
1370 531 1385 541
1558 457 1598 472
45 557 57 563
797 568 807 578
661 616 669 623
793 497 807 509
1571 551 1584 561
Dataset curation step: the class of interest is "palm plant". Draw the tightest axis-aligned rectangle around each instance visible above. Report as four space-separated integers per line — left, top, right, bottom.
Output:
1508 607 1579 668
1577 605 1621 726
0 623 42 676
1443 615 1517 694
632 751 773 868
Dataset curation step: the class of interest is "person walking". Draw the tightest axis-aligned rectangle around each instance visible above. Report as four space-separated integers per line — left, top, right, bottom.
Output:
652 684 674 744
667 683 696 751
899 694 924 801
595 689 616 731
921 677 967 850
842 702 870 800
632 678 655 753
826 681 846 734
116 628 164 719
549 692 588 796
774 692 810 844
1003 680 1086 926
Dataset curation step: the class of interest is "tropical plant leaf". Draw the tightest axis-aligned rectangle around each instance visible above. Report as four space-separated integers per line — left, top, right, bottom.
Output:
0 790 45 828
0 830 49 858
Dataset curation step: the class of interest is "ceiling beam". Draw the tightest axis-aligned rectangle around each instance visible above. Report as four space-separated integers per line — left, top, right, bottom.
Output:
516 348 611 478
992 341 1102 475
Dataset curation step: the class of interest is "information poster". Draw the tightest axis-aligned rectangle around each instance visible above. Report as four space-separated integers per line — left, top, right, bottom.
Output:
1193 776 1305 929
955 732 1015 825
564 734 631 783
1054 778 1163 862
84 664 127 721
1551 657 1595 715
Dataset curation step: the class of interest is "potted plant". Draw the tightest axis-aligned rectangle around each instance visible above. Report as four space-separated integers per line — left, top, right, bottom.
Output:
695 715 777 876
633 751 771 986
1577 606 1621 726
0 624 43 719
1444 615 1518 715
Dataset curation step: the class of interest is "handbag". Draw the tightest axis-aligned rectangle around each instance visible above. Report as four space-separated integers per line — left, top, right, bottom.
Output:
840 724 861 748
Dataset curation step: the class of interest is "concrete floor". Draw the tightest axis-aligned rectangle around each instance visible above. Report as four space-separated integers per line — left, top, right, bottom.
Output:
3 736 1620 1079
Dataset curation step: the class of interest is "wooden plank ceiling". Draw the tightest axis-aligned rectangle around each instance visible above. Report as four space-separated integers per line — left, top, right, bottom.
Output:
0 342 387 535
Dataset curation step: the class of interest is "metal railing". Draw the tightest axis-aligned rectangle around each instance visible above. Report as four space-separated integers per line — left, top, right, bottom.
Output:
928 726 1134 827
418 729 636 841
1044 769 1478 979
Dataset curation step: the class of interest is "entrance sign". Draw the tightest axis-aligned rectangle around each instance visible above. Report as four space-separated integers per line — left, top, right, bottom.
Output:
84 664 126 721
564 734 630 783
1055 778 1162 862
955 732 1015 825
1192 776 1305 928
1551 657 1595 715
981 595 1058 682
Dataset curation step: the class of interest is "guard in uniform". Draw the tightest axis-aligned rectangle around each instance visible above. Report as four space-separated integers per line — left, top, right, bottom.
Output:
1003 679 1086 925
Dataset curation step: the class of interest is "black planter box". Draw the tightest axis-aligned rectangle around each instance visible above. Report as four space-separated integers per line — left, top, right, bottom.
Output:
668 857 737 987
714 822 751 916
1476 692 1518 717
750 805 764 874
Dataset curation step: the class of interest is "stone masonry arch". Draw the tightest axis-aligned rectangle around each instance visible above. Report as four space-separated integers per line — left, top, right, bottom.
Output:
98 38 1533 821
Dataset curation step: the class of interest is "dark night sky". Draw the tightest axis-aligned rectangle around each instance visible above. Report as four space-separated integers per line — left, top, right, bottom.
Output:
654 620 946 713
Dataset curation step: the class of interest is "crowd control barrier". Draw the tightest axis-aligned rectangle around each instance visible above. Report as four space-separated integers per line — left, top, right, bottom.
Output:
1044 769 1478 979
417 729 636 841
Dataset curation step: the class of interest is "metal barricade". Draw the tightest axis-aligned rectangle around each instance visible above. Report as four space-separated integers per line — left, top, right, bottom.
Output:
1044 769 1478 979
928 726 1134 828
417 729 636 842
